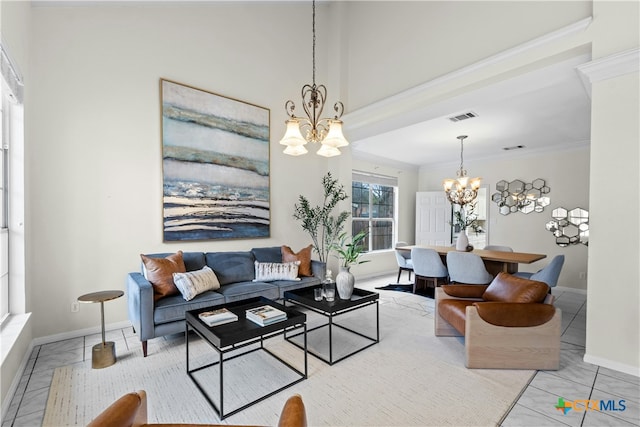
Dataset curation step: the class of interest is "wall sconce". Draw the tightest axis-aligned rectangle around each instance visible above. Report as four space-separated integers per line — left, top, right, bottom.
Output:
546 207 589 247
491 178 550 215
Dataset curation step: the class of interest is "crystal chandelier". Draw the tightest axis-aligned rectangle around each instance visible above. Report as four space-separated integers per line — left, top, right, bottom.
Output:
279 0 348 157
443 135 482 206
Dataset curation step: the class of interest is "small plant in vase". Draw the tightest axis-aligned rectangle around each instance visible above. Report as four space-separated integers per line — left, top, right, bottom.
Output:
332 231 370 299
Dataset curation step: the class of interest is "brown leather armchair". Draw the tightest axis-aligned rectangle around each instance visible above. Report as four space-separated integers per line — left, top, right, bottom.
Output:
435 272 561 370
86 390 307 427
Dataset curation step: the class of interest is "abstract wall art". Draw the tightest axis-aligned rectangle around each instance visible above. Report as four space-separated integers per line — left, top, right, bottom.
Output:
161 79 270 241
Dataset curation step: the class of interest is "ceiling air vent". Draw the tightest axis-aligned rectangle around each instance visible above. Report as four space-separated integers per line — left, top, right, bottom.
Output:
503 145 526 151
448 111 478 122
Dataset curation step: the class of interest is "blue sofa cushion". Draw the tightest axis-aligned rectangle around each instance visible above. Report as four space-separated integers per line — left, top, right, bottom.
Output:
206 251 256 285
272 276 319 298
143 252 206 273
216 281 280 303
251 246 283 263
153 290 225 324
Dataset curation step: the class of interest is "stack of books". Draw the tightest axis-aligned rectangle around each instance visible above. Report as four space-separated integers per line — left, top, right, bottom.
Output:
198 308 238 327
245 305 287 326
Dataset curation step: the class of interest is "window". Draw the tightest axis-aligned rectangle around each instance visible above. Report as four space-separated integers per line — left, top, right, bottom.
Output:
1 42 25 323
1 85 8 322
352 171 398 252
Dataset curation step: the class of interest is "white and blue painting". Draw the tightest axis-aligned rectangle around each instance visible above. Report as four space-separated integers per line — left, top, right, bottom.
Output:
161 80 270 241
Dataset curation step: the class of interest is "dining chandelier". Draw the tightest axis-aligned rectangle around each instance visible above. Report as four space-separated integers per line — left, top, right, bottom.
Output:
279 0 348 157
443 135 482 206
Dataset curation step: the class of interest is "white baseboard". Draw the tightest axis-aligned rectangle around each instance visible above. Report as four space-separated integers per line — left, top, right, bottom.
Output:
583 353 640 378
31 320 132 346
554 285 587 295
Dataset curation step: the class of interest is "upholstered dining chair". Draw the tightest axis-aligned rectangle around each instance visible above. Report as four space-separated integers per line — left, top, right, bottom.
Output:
483 245 513 252
446 251 493 285
515 255 565 289
395 241 413 283
411 248 448 293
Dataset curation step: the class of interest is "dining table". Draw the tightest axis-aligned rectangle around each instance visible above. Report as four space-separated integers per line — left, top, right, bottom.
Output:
396 245 546 277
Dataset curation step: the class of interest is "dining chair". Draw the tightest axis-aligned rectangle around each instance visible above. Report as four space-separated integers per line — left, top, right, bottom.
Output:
483 245 513 252
446 251 494 285
411 248 448 293
515 255 565 289
395 241 413 283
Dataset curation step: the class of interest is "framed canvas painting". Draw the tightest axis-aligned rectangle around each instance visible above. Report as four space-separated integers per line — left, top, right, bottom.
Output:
161 79 270 241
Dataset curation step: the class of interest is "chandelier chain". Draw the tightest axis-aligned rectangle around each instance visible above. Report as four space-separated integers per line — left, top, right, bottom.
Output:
312 0 316 86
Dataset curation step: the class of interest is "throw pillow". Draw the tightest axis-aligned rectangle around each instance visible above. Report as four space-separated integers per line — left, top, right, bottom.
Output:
140 251 186 301
281 245 313 277
253 261 301 282
173 266 221 301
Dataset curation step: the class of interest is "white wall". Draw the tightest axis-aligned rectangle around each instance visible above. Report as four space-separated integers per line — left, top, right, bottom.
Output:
585 0 640 375
27 3 337 338
417 146 590 291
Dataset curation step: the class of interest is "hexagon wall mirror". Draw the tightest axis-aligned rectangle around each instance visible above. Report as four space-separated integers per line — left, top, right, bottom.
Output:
546 207 589 246
491 178 551 215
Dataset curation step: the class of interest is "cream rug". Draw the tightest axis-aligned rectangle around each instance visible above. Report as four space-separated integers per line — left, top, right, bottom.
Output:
43 300 534 426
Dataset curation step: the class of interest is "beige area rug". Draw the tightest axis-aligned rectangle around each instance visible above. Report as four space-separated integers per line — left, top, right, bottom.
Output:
43 301 534 426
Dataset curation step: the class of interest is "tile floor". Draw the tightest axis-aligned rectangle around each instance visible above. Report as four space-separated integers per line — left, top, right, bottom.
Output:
2 273 639 427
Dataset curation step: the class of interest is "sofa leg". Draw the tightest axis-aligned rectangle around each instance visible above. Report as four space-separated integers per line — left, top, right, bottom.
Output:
142 341 148 357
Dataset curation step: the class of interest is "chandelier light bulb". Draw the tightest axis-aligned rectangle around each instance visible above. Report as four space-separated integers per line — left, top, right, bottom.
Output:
317 143 341 157
443 135 482 206
279 118 307 147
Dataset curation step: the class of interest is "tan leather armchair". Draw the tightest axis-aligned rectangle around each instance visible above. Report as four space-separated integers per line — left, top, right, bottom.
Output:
435 272 561 370
86 390 307 427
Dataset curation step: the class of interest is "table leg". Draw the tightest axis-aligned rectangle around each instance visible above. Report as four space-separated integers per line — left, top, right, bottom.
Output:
92 301 116 369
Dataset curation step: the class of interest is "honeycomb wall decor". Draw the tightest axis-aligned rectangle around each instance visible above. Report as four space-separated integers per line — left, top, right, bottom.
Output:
491 178 551 215
546 207 589 247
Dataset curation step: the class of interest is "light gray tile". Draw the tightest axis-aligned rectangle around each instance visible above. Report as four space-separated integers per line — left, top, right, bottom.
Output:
590 387 639 425
15 387 49 418
25 368 54 393
39 336 85 355
530 371 593 399
501 404 572 426
561 327 586 347
549 358 598 388
516 386 585 427
594 373 640 403
33 348 84 372
582 408 639 426
559 349 598 372
598 367 640 386
12 410 44 427
561 341 586 351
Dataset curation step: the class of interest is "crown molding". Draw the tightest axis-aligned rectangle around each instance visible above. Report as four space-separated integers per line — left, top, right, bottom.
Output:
576 47 640 83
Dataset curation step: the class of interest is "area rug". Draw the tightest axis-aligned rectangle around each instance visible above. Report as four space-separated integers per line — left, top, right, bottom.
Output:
43 302 534 426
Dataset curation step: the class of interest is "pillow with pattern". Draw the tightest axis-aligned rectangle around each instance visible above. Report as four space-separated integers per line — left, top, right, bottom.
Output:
173 266 221 301
253 261 301 282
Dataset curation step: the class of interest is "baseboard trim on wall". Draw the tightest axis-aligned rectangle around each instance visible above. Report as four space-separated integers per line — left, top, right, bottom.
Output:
583 353 640 378
31 320 132 347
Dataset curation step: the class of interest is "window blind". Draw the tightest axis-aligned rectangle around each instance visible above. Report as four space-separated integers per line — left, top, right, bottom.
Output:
1 41 24 104
352 170 398 187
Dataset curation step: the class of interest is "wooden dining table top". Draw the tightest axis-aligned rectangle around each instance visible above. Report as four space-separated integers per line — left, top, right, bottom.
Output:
397 245 546 264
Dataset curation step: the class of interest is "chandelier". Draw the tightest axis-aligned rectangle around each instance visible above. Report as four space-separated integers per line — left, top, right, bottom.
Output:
443 135 482 206
279 0 348 157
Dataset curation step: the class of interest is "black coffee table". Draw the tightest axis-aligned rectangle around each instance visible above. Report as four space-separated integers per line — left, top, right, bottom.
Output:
185 297 307 420
284 286 379 365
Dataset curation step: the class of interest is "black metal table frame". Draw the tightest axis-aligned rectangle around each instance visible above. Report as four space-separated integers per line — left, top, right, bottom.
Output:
186 317 307 420
284 295 379 365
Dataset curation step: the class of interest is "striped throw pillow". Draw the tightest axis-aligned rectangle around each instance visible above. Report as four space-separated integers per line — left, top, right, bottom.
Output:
173 266 220 301
253 261 301 282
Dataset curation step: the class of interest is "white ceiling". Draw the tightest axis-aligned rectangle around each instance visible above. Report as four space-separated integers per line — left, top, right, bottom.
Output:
349 53 592 168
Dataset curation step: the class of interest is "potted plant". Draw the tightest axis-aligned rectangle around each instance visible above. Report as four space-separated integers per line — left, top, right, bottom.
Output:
293 172 350 268
332 231 370 299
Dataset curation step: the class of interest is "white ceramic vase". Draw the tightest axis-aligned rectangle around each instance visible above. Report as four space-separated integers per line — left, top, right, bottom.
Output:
336 266 355 300
456 228 469 251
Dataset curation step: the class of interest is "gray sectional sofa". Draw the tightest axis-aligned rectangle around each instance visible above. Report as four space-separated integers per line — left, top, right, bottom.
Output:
127 246 322 357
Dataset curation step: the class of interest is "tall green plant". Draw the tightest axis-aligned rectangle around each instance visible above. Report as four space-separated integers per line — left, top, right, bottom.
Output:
293 172 349 264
